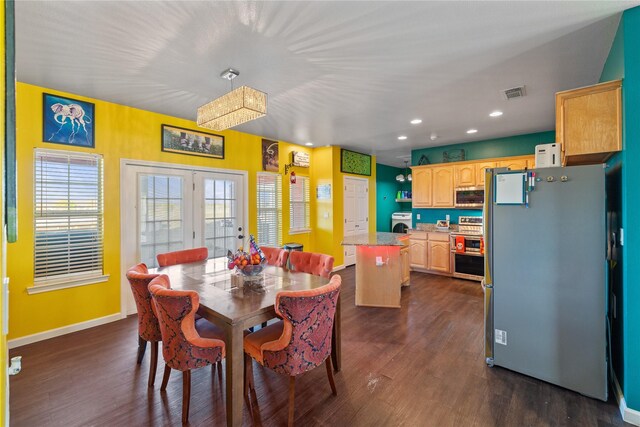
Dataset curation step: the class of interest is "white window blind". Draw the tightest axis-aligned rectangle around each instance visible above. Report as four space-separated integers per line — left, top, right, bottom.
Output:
257 172 282 246
289 175 310 233
34 149 104 284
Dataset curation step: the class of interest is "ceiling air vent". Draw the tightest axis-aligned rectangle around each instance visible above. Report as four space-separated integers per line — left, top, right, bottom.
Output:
501 85 526 100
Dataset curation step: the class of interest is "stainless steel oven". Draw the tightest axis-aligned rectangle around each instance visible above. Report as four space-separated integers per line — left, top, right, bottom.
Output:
450 216 484 281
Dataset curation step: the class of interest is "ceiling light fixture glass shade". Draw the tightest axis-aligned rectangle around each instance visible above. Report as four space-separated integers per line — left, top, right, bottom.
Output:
197 85 267 131
396 174 406 183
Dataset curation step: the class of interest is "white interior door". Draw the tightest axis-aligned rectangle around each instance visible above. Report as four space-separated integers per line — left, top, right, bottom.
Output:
343 176 369 267
121 162 246 315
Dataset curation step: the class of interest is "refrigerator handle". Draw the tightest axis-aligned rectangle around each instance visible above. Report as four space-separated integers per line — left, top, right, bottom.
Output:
483 168 494 365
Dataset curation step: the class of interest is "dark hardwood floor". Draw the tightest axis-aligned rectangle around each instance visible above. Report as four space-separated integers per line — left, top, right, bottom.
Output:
9 267 628 426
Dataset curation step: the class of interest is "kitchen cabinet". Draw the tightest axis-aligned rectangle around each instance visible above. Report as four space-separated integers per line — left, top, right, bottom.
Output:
454 164 476 187
432 166 454 207
427 233 451 273
498 158 528 171
411 168 432 208
400 246 410 285
556 79 622 165
475 161 496 186
409 232 427 268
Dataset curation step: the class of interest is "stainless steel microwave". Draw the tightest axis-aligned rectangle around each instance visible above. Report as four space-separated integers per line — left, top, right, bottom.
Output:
455 186 484 209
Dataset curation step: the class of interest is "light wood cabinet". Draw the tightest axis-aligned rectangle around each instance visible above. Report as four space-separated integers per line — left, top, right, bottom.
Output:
411 168 433 208
432 166 454 207
475 161 496 186
454 164 476 187
497 158 528 171
400 246 410 285
428 240 451 273
556 80 622 165
409 238 427 268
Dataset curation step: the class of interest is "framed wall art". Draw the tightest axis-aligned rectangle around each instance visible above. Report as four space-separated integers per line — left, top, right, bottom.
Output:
43 93 95 148
161 125 224 159
340 149 371 176
262 139 279 171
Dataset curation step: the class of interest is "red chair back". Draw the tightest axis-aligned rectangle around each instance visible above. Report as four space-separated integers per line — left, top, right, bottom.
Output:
149 275 224 371
288 251 334 278
126 263 161 342
156 247 208 267
261 246 288 268
261 275 341 376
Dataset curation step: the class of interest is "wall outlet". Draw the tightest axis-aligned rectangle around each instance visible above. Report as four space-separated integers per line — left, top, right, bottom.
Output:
417 214 421 220
620 228 624 246
445 214 450 221
375 256 383 266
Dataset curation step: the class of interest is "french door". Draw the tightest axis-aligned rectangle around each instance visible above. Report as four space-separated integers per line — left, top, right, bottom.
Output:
121 161 246 314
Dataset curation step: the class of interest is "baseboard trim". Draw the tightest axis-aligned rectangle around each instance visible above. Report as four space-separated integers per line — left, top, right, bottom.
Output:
613 373 640 426
332 264 345 272
8 313 124 349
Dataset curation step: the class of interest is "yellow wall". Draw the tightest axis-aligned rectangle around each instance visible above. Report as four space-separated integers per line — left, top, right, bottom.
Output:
8 82 377 341
1 2 7 423
8 83 315 340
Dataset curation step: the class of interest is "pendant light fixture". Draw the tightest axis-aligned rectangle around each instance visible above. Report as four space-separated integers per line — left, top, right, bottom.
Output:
197 68 267 131
396 161 412 183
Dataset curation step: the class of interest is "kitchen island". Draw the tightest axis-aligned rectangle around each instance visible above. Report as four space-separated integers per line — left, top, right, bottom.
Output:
342 232 410 308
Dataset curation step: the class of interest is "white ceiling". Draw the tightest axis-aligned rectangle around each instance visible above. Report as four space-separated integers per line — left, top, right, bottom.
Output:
15 1 636 167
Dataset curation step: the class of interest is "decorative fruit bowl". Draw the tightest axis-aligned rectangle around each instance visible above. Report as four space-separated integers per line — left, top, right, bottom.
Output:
227 234 267 277
238 262 266 276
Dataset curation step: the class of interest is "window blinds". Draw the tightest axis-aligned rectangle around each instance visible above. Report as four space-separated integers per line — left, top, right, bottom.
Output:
289 176 310 232
256 172 282 246
34 150 104 283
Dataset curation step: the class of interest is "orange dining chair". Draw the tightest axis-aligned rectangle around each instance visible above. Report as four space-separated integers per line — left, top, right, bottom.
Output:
244 275 342 427
287 251 334 278
126 263 162 388
149 274 226 425
156 247 209 267
260 246 289 268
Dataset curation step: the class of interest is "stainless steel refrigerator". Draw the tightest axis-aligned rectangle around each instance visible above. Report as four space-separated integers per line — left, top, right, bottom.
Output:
483 164 607 401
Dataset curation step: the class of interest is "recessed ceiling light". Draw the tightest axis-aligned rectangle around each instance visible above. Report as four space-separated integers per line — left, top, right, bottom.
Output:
398 136 408 140
410 119 422 125
489 111 503 117
305 142 313 146
466 129 478 134
430 133 438 141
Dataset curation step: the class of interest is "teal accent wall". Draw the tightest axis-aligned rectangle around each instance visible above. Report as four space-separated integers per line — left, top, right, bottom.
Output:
621 6 640 410
376 163 411 232
600 12 626 400
410 131 554 226
411 131 555 166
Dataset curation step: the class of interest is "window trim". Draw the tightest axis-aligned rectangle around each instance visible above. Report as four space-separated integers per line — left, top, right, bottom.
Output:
289 175 311 234
256 172 282 247
30 148 106 292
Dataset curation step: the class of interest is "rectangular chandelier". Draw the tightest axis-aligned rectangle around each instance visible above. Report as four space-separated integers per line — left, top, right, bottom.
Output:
197 86 267 131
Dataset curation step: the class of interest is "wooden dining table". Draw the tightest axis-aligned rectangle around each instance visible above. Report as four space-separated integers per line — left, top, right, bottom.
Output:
152 259 341 427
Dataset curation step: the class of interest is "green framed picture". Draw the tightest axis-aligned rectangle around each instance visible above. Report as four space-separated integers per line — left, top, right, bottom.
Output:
340 149 371 176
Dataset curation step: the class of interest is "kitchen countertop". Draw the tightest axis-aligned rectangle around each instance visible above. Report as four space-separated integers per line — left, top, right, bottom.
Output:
341 232 410 246
412 223 459 233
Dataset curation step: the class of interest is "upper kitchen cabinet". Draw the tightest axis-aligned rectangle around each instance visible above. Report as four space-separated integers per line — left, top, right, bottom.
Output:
411 167 433 208
475 161 496 186
556 79 622 166
432 166 454 207
497 158 529 171
454 164 476 187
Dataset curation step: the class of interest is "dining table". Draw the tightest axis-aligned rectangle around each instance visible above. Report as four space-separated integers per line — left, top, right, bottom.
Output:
151 258 342 427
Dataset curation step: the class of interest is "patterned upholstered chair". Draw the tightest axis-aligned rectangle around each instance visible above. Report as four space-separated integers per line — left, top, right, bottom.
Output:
260 246 289 268
149 274 226 425
126 263 161 388
244 275 342 427
287 251 334 278
156 247 208 267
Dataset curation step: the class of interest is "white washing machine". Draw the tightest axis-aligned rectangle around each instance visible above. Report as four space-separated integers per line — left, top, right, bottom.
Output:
391 212 413 233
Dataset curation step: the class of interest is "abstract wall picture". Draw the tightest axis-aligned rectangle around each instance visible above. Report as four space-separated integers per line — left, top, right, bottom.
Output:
340 149 371 176
162 125 224 159
262 139 279 171
43 93 95 148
